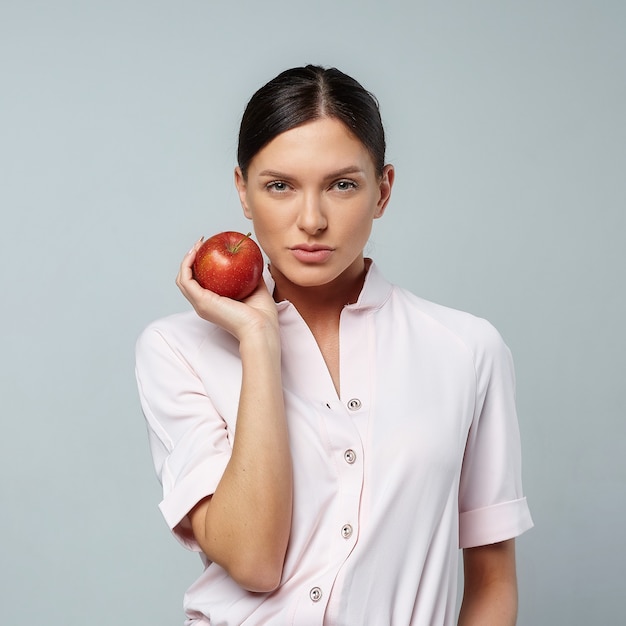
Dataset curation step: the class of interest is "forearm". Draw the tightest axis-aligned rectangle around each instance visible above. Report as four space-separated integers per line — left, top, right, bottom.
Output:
458 540 518 626
192 326 293 591
458 578 518 626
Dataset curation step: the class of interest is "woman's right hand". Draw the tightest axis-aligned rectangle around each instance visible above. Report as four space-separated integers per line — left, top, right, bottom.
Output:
176 237 279 341
177 238 292 593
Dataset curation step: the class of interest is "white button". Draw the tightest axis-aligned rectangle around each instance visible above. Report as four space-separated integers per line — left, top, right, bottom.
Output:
341 524 353 538
310 586 322 602
347 398 361 411
344 449 356 464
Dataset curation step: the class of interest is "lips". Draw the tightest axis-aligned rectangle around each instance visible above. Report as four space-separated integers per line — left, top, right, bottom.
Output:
289 244 334 263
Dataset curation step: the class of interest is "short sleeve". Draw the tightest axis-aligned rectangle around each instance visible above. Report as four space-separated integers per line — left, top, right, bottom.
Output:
135 322 233 551
458 322 533 548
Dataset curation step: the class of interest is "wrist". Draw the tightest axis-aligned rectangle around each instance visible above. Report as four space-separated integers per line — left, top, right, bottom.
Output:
238 323 281 359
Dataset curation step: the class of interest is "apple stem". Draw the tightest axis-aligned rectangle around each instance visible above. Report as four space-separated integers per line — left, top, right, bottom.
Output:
232 232 252 253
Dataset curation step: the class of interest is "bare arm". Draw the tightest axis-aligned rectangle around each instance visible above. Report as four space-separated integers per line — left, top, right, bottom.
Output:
177 239 293 592
458 539 518 626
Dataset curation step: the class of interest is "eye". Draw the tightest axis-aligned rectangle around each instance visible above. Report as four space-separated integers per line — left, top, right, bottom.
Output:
266 181 289 193
333 179 358 191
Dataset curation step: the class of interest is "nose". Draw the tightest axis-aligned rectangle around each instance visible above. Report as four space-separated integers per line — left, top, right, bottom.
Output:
296 192 327 235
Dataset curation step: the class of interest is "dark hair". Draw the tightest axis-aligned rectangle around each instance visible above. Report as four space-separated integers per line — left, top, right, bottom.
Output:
237 65 386 178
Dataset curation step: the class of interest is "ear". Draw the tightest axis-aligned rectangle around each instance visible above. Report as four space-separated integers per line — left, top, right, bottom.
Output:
374 164 395 219
234 167 252 220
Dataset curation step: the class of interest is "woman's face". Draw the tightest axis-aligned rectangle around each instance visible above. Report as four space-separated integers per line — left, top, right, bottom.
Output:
235 117 394 295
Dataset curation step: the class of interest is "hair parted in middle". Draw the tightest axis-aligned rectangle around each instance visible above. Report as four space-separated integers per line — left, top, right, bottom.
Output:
237 65 386 179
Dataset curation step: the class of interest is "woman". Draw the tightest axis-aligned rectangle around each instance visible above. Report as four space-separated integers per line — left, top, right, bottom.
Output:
135 65 533 625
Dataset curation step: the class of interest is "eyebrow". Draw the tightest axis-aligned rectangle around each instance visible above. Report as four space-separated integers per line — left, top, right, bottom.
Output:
257 166 366 179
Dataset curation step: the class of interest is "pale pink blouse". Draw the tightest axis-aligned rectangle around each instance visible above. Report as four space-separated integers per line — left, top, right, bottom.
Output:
135 262 533 625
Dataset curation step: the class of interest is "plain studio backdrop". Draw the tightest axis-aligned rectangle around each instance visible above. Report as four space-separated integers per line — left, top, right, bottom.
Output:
1 1 624 624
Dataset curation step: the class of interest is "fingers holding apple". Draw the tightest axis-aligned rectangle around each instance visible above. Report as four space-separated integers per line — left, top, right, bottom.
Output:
176 231 274 336
176 236 206 299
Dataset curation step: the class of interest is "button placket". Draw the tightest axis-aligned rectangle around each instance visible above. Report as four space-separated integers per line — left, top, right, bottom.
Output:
315 388 364 604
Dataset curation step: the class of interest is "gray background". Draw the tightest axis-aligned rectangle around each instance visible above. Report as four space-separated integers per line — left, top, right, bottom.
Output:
1 1 624 624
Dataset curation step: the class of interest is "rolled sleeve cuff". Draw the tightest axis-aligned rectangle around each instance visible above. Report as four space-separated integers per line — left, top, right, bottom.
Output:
158 453 230 551
459 497 534 549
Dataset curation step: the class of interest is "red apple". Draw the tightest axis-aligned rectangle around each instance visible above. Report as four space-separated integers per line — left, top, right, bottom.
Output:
192 231 264 300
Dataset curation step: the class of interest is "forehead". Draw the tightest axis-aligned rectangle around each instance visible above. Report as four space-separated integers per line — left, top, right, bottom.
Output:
249 117 375 175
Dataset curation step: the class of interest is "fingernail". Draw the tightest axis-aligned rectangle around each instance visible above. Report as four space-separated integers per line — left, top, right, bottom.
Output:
188 236 204 255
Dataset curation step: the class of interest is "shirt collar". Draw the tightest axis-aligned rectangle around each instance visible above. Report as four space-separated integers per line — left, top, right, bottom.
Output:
263 259 393 313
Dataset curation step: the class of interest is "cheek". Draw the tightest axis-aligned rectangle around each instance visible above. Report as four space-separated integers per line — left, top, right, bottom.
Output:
354 222 374 248
249 215 285 251
250 200 293 233
339 202 377 235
